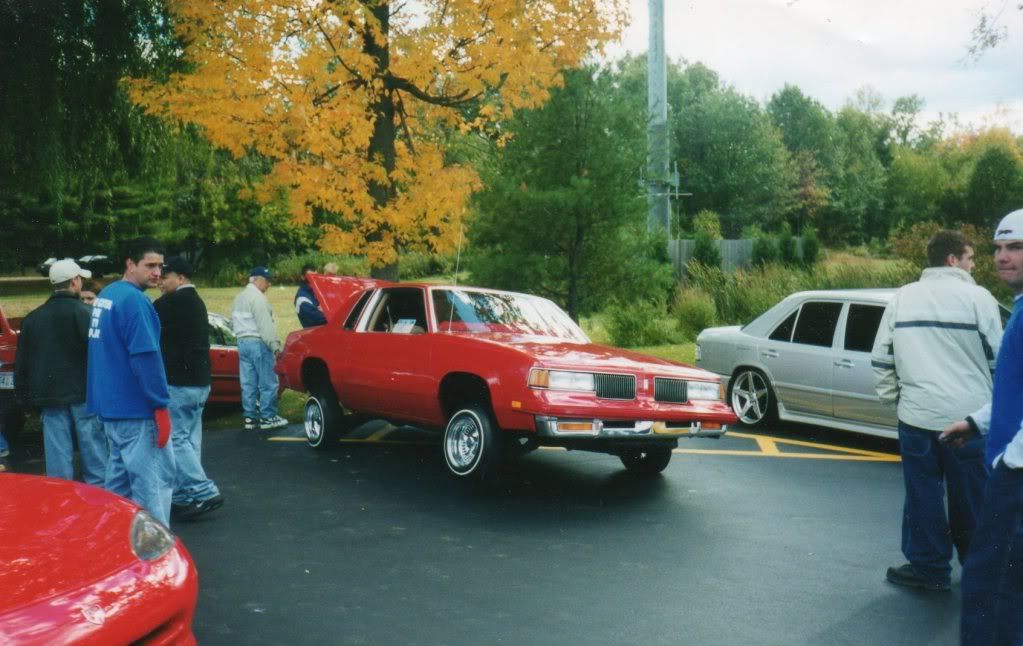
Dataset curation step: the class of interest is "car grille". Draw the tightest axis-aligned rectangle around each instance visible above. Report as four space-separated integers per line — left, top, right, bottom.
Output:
594 373 636 400
653 377 687 403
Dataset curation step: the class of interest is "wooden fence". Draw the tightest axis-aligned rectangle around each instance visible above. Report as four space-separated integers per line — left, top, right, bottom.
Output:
668 238 803 275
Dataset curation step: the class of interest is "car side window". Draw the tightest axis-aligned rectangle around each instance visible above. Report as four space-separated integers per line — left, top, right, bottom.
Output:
844 304 886 353
791 301 843 347
345 291 373 330
768 310 798 342
208 316 237 347
366 288 427 334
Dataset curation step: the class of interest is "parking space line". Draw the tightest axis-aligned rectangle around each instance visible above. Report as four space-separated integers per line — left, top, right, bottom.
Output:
366 426 396 442
727 431 897 459
673 448 899 462
755 436 780 455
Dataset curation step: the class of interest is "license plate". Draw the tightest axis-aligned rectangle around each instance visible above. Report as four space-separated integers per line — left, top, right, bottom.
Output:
0 372 13 390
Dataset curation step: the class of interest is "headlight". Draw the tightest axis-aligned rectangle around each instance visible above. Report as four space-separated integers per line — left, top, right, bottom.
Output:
130 510 176 561
687 380 721 401
528 369 595 392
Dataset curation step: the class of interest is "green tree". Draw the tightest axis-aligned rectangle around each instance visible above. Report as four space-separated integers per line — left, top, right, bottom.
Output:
467 66 672 320
965 144 1023 227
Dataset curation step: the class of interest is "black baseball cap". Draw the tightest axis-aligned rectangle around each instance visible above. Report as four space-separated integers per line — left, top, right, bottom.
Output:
162 255 193 277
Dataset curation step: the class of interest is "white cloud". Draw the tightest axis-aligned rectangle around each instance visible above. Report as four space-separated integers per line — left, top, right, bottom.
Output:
607 0 1023 131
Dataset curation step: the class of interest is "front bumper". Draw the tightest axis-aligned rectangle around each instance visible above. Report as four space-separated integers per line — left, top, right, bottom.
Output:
535 416 727 439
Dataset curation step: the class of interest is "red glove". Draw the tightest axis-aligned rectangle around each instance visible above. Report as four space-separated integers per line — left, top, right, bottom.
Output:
154 408 171 448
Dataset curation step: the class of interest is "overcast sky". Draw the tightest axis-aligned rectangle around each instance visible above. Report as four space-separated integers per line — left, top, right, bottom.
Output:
608 0 1023 132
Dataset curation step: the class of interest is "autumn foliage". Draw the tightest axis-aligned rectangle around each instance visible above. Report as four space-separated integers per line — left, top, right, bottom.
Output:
129 0 626 272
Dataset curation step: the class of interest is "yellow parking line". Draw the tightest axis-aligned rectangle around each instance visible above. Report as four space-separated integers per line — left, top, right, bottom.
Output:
673 448 899 462
366 426 396 442
267 437 306 442
755 436 781 455
728 431 897 459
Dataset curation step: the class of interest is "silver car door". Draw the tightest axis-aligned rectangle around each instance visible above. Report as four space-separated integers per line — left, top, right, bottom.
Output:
762 301 842 417
832 302 898 428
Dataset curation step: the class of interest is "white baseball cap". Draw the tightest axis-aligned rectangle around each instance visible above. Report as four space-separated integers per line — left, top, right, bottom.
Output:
49 258 92 284
994 209 1023 241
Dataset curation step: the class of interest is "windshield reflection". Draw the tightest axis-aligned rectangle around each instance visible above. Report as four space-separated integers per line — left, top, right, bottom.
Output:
432 289 589 342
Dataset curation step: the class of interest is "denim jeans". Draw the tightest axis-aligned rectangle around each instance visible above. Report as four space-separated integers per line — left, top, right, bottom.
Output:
41 403 107 486
0 430 8 456
898 420 987 585
103 418 176 526
961 461 1023 645
168 385 219 505
238 338 278 419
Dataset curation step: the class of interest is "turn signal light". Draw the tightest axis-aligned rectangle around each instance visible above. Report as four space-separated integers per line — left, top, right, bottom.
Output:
528 368 549 388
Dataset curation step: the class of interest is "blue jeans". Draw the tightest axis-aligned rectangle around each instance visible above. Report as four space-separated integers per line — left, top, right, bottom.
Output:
41 403 107 486
0 430 8 456
898 420 987 585
238 338 278 419
961 461 1023 645
169 385 219 505
103 418 176 526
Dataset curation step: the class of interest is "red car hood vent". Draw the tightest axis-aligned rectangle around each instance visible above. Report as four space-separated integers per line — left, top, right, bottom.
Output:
0 476 140 611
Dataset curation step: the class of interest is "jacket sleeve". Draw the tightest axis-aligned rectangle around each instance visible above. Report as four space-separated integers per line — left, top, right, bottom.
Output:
297 298 327 327
13 321 30 405
871 299 899 405
967 402 992 435
255 295 281 353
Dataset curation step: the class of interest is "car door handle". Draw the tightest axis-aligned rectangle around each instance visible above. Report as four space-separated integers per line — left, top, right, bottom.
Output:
834 359 855 368
761 350 779 358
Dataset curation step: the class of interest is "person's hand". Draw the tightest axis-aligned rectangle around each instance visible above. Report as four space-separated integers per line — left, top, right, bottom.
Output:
154 408 171 448
939 419 975 449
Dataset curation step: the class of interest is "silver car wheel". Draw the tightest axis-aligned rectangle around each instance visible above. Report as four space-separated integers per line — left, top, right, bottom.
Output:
731 370 771 425
445 412 483 473
304 397 324 444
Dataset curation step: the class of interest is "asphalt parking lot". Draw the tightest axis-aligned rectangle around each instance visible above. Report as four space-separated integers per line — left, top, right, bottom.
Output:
14 420 961 645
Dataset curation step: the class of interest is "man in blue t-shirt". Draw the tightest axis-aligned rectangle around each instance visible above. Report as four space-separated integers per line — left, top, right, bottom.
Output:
87 236 176 525
942 208 1023 645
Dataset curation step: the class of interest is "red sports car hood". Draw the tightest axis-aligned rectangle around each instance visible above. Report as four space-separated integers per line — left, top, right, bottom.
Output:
0 475 142 611
464 334 716 380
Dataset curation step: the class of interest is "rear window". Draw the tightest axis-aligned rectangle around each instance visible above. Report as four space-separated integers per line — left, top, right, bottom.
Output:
844 304 885 353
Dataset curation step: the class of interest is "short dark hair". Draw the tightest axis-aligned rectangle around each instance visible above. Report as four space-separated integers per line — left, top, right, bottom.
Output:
926 230 971 267
122 236 166 267
301 264 316 275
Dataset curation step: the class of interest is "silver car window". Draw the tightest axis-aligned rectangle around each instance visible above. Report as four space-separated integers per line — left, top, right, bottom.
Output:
844 304 886 353
792 301 843 347
768 309 798 342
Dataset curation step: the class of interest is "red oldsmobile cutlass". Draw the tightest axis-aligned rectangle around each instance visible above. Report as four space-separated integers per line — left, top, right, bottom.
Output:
276 276 737 478
0 474 198 644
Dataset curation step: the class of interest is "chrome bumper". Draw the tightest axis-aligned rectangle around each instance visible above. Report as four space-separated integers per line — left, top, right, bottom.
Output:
534 416 726 439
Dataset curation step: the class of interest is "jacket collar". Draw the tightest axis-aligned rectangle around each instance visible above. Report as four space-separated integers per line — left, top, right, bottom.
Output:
920 266 975 285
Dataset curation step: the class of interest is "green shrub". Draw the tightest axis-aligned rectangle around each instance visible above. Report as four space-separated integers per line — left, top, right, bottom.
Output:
778 224 798 265
801 226 820 266
272 253 367 284
399 252 458 279
203 262 247 288
673 287 717 341
693 210 722 239
751 235 778 266
604 299 677 347
691 230 721 268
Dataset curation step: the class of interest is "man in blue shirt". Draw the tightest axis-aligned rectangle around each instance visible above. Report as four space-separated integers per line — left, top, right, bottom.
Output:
87 237 176 526
294 264 326 328
942 208 1023 645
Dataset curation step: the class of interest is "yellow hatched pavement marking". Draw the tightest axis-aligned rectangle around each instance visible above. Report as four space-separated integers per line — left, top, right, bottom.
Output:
366 426 396 442
755 436 781 455
727 431 898 459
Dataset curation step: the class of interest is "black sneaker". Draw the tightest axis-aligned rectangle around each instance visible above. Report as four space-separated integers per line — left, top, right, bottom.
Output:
885 563 950 591
172 494 225 522
244 417 258 431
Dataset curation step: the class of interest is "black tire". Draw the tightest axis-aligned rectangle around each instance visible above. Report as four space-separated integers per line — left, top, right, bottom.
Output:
443 405 502 479
304 390 344 450
728 368 777 427
619 446 673 474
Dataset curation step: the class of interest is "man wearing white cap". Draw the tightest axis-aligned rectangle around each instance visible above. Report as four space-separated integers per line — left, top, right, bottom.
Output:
942 208 1023 645
14 258 107 484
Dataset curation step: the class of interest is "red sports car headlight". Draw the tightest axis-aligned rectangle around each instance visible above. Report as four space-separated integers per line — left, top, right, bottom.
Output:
130 510 176 561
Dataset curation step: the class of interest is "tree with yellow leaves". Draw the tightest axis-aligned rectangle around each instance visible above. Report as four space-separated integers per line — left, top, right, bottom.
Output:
129 0 626 277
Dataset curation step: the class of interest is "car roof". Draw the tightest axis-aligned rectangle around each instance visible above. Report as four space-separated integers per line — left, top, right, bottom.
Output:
784 288 896 302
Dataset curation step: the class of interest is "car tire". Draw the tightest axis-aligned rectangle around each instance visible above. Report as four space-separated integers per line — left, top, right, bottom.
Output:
728 368 777 427
619 446 673 474
443 406 501 479
304 391 343 450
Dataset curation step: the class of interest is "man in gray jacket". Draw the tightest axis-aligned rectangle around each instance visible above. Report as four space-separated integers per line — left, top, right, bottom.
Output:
872 230 1003 591
231 266 288 431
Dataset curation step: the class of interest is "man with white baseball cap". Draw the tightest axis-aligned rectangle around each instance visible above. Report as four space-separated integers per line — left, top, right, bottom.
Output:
942 208 1023 644
14 258 107 484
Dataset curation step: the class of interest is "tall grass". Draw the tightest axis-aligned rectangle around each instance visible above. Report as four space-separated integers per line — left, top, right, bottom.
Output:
683 260 919 325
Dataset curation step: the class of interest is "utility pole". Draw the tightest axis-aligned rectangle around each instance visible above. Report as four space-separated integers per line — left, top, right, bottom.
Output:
647 0 671 236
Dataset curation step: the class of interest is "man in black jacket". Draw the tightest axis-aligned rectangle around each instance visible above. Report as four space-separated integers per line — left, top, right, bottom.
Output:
15 258 107 484
154 256 224 520
294 264 326 328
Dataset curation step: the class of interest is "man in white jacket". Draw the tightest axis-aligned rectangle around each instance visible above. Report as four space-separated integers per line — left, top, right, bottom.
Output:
872 230 1003 591
232 266 288 431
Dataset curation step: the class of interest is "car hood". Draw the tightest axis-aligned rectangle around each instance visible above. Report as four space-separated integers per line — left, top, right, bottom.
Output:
0 476 142 611
461 333 718 380
308 274 388 323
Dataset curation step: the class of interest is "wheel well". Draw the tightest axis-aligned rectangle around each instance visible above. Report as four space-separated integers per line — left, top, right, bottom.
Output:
301 359 333 397
438 372 492 419
729 366 765 391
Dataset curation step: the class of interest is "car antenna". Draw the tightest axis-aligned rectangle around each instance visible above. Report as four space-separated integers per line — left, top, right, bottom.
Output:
452 222 464 286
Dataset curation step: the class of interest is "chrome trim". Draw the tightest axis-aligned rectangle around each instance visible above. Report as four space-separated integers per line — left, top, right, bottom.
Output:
534 416 726 439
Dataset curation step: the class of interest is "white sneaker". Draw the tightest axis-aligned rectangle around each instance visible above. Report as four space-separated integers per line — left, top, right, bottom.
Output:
260 415 289 430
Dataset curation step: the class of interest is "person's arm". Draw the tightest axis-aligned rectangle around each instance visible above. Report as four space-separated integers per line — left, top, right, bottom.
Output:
13 321 30 405
871 300 899 405
254 294 281 353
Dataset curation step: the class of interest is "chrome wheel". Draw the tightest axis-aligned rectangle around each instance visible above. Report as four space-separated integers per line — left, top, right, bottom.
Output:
731 370 772 425
444 411 483 474
304 397 324 446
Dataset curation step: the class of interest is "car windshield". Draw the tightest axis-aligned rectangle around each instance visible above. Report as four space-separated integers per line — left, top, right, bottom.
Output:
432 289 589 342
